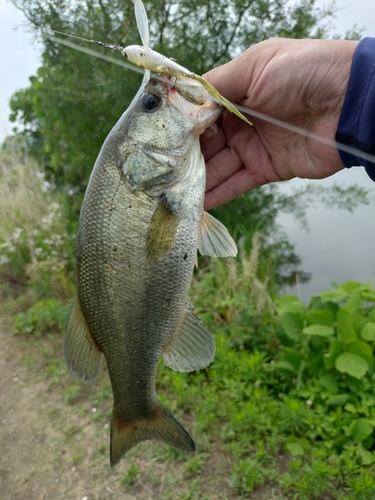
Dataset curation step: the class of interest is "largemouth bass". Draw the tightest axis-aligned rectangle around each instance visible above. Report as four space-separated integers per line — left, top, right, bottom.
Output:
64 74 237 467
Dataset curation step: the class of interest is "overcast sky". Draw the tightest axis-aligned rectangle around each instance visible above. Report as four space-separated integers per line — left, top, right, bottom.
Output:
0 0 374 301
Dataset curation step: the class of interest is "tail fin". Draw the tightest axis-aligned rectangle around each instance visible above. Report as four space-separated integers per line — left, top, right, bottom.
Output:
110 402 196 467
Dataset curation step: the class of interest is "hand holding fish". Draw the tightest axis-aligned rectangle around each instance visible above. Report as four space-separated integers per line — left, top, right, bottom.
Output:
201 38 359 210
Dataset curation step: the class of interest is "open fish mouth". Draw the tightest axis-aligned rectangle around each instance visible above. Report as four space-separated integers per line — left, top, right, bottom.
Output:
153 74 223 135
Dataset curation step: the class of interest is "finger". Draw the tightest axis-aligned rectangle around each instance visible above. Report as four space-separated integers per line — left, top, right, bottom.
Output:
200 122 218 141
203 50 253 104
200 122 227 162
205 146 243 192
204 167 265 210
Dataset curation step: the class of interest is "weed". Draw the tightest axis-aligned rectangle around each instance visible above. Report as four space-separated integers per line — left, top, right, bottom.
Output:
183 455 207 479
14 299 70 336
119 464 140 488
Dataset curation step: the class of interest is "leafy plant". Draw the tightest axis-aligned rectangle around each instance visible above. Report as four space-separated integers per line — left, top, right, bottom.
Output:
14 298 70 336
273 281 375 459
120 464 140 488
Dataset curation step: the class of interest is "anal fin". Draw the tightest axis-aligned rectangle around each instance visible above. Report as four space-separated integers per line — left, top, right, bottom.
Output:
64 295 102 383
199 211 237 257
163 307 215 372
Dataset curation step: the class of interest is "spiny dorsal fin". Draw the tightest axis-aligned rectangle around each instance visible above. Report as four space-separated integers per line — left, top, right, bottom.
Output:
147 202 179 260
163 307 215 372
199 211 237 257
64 295 102 383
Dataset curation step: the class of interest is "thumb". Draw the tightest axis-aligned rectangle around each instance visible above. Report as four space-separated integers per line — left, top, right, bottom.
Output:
203 50 253 104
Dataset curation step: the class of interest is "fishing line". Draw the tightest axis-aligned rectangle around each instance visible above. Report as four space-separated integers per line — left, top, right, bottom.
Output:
235 105 375 165
9 20 375 167
42 34 144 74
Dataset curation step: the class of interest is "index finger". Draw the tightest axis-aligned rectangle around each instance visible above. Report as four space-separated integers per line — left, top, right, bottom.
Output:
203 50 253 104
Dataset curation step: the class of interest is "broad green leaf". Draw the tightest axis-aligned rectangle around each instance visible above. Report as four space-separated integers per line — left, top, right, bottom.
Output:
351 312 366 335
306 309 334 326
324 340 344 370
346 340 374 365
346 378 361 392
343 293 362 311
362 435 374 450
358 446 374 465
299 438 312 454
275 360 296 373
319 372 338 393
341 281 368 293
363 396 375 407
369 309 375 323
308 296 326 310
333 435 351 453
325 394 349 406
320 288 348 301
280 313 303 341
309 353 325 373
277 298 306 316
349 418 374 442
361 291 375 302
336 308 357 343
361 322 375 342
278 295 300 306
344 403 357 413
335 352 369 379
285 442 305 456
303 324 334 337
281 349 303 371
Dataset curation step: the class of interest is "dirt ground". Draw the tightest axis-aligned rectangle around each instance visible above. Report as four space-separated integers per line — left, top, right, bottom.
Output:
0 317 239 500
0 316 160 500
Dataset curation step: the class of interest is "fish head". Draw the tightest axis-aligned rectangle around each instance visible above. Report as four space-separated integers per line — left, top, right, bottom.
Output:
152 75 223 136
119 75 222 192
128 75 222 144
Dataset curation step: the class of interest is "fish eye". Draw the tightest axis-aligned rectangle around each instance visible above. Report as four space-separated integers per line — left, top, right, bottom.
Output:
141 93 162 112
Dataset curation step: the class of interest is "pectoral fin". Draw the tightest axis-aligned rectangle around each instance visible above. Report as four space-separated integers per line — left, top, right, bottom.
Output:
64 295 102 383
199 211 237 257
163 307 215 372
147 202 179 259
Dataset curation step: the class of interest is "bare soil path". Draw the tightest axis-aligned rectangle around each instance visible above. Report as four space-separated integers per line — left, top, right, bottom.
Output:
0 318 238 500
0 318 151 500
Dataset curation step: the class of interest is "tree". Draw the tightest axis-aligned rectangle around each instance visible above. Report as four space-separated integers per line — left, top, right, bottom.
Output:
10 0 337 192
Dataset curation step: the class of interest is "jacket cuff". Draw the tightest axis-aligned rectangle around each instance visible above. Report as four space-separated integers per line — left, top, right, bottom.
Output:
335 37 375 181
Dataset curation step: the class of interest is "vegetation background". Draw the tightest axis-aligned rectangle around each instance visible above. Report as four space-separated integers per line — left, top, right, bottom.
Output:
0 0 375 498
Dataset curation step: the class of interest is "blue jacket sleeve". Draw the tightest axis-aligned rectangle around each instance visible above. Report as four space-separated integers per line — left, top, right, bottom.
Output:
335 37 375 181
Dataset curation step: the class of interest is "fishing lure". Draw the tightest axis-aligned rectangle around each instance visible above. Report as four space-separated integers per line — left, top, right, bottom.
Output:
115 0 253 126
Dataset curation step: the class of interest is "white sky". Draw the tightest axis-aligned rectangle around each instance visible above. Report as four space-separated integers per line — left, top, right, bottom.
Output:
0 0 374 301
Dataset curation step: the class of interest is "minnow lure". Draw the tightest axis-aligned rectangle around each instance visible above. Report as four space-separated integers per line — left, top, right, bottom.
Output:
93 0 253 126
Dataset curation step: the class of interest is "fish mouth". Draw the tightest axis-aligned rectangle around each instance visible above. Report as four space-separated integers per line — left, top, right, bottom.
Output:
153 75 223 136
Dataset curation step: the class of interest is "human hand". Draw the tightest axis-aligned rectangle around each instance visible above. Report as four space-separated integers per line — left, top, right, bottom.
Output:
201 38 358 210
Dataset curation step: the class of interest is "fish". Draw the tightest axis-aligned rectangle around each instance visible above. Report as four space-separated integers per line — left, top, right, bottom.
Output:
64 74 237 467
